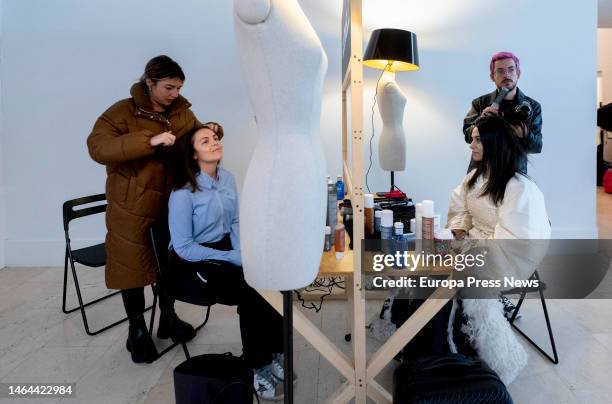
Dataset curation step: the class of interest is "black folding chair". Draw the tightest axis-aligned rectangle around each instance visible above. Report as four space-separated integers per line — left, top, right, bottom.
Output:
504 270 559 364
149 224 214 359
62 194 152 336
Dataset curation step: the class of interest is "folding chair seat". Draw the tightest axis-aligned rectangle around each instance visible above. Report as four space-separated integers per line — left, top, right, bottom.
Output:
71 243 106 268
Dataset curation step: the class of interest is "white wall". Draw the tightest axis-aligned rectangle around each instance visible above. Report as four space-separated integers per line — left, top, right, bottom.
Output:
0 0 5 269
1 0 597 266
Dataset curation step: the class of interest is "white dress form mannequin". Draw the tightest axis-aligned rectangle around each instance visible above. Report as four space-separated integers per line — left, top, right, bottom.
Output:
233 0 328 290
377 70 407 171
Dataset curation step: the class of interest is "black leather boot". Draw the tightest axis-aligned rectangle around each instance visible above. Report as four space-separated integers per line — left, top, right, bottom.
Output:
157 309 196 343
155 283 196 343
121 287 157 363
126 315 158 364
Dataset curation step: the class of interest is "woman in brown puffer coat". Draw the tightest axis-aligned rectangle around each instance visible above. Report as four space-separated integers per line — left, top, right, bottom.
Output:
88 55 202 363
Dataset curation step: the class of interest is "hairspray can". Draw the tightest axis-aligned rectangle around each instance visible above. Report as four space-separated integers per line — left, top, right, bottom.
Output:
415 202 423 240
375 210 382 233
380 210 394 240
327 177 337 245
422 200 435 240
334 224 346 259
324 226 331 251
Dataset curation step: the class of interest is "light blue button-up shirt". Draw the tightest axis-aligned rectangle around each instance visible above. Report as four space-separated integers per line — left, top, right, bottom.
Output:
168 167 240 264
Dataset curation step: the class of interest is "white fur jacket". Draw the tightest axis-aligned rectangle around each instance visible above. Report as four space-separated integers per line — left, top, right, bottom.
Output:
370 171 551 385
448 171 551 384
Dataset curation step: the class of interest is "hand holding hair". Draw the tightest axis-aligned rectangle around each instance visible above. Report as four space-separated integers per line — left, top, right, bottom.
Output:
150 131 176 147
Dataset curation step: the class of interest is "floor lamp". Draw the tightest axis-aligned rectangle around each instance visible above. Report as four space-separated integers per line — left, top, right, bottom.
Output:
363 28 419 195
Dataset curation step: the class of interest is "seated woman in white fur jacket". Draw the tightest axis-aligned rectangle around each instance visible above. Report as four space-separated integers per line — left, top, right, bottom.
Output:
448 116 550 240
446 115 551 384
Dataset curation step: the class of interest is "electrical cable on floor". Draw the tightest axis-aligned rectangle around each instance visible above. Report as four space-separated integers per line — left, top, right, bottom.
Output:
296 277 346 312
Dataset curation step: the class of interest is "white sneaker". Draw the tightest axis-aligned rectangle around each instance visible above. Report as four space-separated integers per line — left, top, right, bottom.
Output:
270 353 298 384
254 364 284 401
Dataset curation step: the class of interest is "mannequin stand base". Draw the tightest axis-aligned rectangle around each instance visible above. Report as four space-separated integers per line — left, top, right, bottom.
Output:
283 290 294 404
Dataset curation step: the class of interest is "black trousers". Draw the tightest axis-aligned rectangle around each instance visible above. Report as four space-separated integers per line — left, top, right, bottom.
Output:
121 287 147 320
121 283 174 323
169 235 284 370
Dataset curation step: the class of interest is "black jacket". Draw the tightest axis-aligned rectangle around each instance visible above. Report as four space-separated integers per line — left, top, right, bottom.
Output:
598 103 612 131
463 88 542 173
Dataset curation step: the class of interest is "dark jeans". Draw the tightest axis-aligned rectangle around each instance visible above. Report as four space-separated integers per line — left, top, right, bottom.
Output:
169 235 284 370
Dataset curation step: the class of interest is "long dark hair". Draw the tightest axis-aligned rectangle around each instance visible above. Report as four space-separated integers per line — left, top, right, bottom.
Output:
172 122 224 192
139 55 185 86
467 115 527 205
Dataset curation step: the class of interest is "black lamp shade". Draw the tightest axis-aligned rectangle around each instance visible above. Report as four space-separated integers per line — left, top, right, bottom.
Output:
363 28 419 72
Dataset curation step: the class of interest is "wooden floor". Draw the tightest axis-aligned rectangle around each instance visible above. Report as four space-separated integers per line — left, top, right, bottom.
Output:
0 189 611 403
598 186 612 238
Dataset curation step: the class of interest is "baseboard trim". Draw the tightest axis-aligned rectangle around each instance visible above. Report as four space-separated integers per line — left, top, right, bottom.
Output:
0 239 5 269
2 225 600 267
550 226 599 239
5 238 104 267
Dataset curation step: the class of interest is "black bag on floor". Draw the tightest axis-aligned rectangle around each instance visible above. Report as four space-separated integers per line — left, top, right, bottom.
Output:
391 297 476 361
393 354 513 404
174 352 256 404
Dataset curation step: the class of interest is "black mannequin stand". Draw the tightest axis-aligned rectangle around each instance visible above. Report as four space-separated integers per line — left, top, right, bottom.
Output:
283 290 294 404
377 171 405 198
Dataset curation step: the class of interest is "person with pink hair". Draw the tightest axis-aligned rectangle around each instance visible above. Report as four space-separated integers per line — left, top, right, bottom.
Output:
462 52 543 319
463 51 542 174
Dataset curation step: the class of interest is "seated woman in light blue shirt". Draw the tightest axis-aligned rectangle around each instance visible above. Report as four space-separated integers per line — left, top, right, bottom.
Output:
168 151 241 265
168 123 285 401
